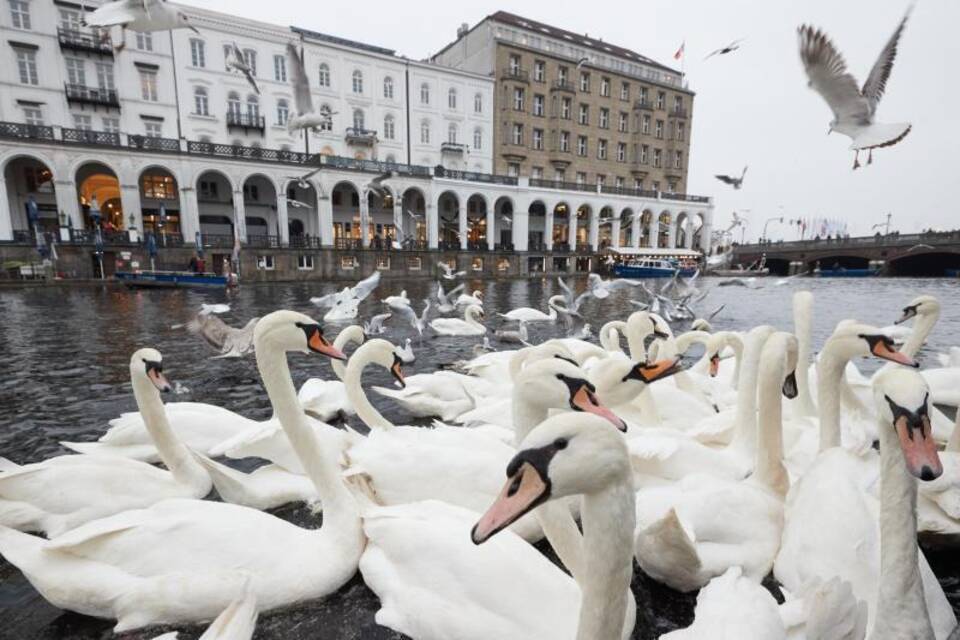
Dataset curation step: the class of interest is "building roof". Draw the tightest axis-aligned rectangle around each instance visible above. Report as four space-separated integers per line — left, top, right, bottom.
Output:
291 26 395 57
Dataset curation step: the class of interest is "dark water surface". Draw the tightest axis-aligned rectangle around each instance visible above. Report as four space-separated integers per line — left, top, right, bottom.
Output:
0 276 958 639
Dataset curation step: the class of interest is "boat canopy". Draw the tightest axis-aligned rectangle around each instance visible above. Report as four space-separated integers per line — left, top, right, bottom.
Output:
605 247 701 258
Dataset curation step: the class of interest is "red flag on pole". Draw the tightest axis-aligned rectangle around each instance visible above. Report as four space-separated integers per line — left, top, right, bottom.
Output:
674 42 685 60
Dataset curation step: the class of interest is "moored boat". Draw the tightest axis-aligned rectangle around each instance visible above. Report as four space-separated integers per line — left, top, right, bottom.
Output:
116 270 229 289
814 267 880 278
614 258 679 278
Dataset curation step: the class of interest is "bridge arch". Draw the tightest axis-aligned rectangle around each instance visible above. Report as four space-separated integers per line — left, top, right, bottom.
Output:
887 250 960 277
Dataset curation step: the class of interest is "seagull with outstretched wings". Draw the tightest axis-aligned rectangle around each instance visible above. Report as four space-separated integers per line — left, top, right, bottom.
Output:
715 166 748 190
704 38 745 60
226 42 259 95
310 271 381 321
285 43 332 133
797 6 913 169
84 0 199 51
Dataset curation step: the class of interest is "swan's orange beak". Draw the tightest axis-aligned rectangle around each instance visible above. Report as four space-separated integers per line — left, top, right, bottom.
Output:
870 337 916 367
472 461 547 544
625 356 683 384
307 329 346 361
570 384 626 432
894 414 942 481
708 354 720 378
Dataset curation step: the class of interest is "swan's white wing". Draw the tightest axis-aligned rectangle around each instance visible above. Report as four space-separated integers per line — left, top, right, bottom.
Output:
350 270 381 302
861 7 911 113
309 292 338 308
286 43 313 114
797 25 870 126
198 582 258 640
605 279 642 292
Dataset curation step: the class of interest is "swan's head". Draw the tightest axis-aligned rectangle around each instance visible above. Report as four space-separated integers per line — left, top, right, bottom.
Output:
254 310 347 360
705 332 728 377
691 318 712 333
466 305 485 321
627 311 669 341
515 358 626 432
471 413 630 544
764 332 800 399
474 290 484 300
337 325 366 350
896 295 940 325
590 353 683 406
825 322 917 367
873 368 942 481
354 338 406 388
130 348 171 393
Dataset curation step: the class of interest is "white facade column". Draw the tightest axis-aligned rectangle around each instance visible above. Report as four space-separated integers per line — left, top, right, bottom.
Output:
427 202 438 249
55 180 82 229
666 217 676 249
684 221 694 249
393 199 403 240
647 216 657 247
359 191 370 248
179 187 200 243
486 202 495 250
458 200 467 250
544 208 554 251
588 211 599 251
611 220 621 249
318 195 333 247
233 190 247 243
631 214 641 248
700 218 713 253
119 183 142 233
514 207 528 251
0 176 11 241
276 195 289 246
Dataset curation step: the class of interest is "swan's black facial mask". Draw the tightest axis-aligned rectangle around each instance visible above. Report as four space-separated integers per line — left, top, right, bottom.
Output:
144 360 171 393
296 322 346 361
896 304 918 325
884 393 942 481
390 353 406 388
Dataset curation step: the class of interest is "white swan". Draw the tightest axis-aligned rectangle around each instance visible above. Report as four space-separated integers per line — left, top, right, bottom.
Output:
151 580 258 640
296 325 366 422
775 327 956 638
917 407 960 536
455 290 484 307
0 348 212 537
497 295 564 323
357 412 636 640
0 311 363 631
633 331 797 591
429 304 486 336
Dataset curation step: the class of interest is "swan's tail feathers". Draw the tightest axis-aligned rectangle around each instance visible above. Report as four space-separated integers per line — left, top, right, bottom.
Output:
0 524 47 569
200 575 258 640
370 385 408 400
634 508 703 593
341 455 381 512
189 451 259 507
850 122 911 151
797 576 868 640
0 457 20 472
58 440 159 462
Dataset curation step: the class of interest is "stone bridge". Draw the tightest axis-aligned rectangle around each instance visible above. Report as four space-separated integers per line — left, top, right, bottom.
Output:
731 231 960 276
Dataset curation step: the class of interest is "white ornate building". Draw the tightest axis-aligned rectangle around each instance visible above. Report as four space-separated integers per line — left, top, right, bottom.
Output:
0 0 711 258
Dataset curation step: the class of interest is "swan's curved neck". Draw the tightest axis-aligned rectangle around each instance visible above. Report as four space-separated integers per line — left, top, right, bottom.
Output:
625 322 651 361
344 349 394 430
947 410 960 453
792 294 817 416
576 480 635 640
257 346 359 526
674 330 710 355
816 342 849 451
131 373 208 491
872 413 934 637
331 330 362 381
901 309 939 359
465 308 483 328
752 336 789 496
730 326 775 455
599 321 626 354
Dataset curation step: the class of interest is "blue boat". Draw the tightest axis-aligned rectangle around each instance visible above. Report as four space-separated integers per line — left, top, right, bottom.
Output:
116 270 229 288
614 258 680 278
946 269 959 278
815 268 881 278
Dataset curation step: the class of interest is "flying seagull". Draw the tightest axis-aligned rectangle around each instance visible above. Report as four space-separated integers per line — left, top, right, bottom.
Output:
704 38 745 60
226 42 259 95
285 197 312 209
715 166 748 189
83 0 200 51
310 271 381 322
286 43 332 134
366 171 394 199
438 262 466 280
285 166 322 190
797 6 913 169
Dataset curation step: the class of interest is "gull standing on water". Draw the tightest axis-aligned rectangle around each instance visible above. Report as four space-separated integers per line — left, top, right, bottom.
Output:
797 6 913 169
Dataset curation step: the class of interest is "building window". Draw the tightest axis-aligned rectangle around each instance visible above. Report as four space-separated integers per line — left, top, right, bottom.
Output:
599 108 609 129
199 180 218 199
473 127 482 149
653 148 662 167
257 255 275 271
533 94 544 117
577 135 587 156
352 108 364 130
579 72 590 92
15 48 38 85
384 114 395 139
273 54 286 82
597 139 607 160
618 112 628 133
190 39 205 67
242 49 256 76
620 82 629 100
576 172 586 185
193 86 209 115
447 123 457 144
319 103 332 131
677 121 685 141
318 63 330 87
420 120 430 144
351 69 363 94
72 113 92 130
600 77 610 97
22 105 42 125
227 91 241 116
276 98 288 125
642 114 651 134
243 184 259 202
420 83 430 104
65 58 86 85
640 145 649 164
375 255 391 270
142 174 175 199
139 69 158 101
531 166 543 179
532 128 544 150
509 54 520 74
383 76 393 98
473 92 482 113
557 66 568 84
617 142 626 162
407 256 422 271
513 87 524 111
596 174 605 187
656 90 665 109
560 97 571 119
9 0 29 29
96 62 114 90
674 95 683 113
135 31 152 51
507 162 520 177
144 121 163 137
655 120 664 139
511 123 523 145
578 104 588 125
102 116 119 133
559 131 569 152
674 151 683 169
340 255 357 270
297 254 314 270
634 178 643 190
533 60 545 82
615 176 624 188
554 169 566 183
59 7 80 29
638 86 648 104
246 94 259 118
448 87 457 109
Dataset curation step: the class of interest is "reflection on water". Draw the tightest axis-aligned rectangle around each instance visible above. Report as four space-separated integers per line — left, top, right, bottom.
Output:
0 277 957 639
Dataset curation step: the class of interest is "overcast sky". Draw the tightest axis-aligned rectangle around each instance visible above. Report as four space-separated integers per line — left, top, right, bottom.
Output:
198 0 956 241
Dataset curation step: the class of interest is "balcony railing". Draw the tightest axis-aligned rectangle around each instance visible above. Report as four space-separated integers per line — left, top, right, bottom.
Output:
226 112 265 132
0 121 54 141
62 128 120 147
65 84 120 108
552 242 571 253
467 241 487 251
528 179 595 193
57 27 112 55
199 234 235 248
321 154 431 177
246 234 281 248
440 141 468 154
527 240 546 252
551 80 576 92
438 168 518 185
289 235 323 249
661 193 710 203
188 140 310 164
633 99 654 111
129 134 180 152
670 108 689 119
345 127 377 145
334 238 362 250
600 185 659 198
502 67 529 83
575 243 593 253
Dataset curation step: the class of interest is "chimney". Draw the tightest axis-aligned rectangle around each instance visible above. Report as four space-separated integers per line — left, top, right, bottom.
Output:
457 22 469 38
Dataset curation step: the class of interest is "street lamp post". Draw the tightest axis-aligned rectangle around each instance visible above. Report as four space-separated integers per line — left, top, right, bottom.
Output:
762 216 784 243
871 213 892 236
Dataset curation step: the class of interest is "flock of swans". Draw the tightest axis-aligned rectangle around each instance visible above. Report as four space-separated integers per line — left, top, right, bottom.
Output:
2 282 960 640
